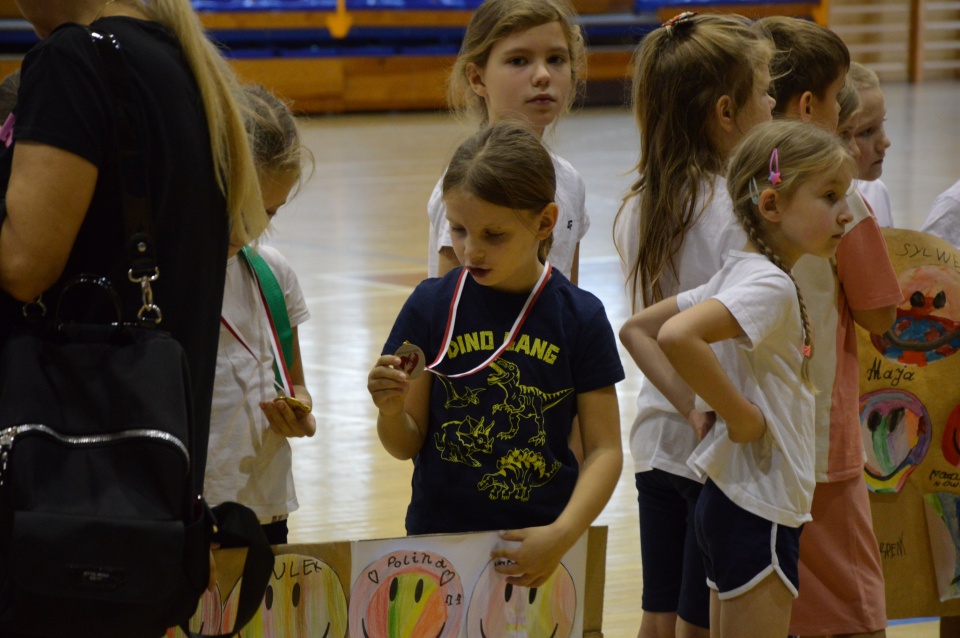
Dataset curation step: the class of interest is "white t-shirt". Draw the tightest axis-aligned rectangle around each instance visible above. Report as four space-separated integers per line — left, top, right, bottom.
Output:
427 153 589 279
616 177 747 479
857 179 894 228
680 252 815 528
921 178 960 249
204 245 310 520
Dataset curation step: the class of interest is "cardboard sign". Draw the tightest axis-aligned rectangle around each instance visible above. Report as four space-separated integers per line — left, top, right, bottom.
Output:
167 526 607 637
861 228 960 617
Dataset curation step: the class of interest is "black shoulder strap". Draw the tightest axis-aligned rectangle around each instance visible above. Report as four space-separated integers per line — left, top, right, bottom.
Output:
86 28 274 638
86 29 158 283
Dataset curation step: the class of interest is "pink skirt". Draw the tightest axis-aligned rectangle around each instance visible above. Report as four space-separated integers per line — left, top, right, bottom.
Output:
789 474 887 635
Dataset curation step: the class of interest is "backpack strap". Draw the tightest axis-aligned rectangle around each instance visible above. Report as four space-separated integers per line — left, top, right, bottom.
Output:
239 246 294 368
182 503 274 638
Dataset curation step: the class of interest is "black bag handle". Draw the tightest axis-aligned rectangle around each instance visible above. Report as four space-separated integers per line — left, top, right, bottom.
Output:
86 29 274 638
54 274 123 329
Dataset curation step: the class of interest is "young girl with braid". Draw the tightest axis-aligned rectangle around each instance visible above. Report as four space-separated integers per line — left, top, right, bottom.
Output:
620 120 856 637
613 12 774 637
757 19 903 638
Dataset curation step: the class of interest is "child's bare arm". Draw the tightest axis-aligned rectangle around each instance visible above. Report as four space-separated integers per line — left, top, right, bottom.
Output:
620 297 715 437
658 299 766 443
620 296 700 423
492 385 621 587
851 305 897 335
367 355 430 459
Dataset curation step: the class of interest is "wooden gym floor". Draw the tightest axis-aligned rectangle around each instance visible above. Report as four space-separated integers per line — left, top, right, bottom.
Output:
267 80 960 637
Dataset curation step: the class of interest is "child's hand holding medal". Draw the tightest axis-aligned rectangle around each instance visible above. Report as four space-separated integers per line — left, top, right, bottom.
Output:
261 387 316 437
275 394 312 415
394 342 426 380
366 342 426 416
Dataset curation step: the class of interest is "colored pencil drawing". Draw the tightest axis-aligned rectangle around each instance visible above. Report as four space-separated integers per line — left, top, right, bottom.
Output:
349 550 465 637
860 389 931 492
165 586 223 638
167 554 348 637
871 264 960 366
465 558 575 637
923 492 960 601
232 554 348 637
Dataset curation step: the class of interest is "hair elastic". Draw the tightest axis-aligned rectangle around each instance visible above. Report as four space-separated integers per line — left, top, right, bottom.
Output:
662 11 697 37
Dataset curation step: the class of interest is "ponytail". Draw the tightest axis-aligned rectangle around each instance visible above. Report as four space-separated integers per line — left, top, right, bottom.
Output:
139 0 268 244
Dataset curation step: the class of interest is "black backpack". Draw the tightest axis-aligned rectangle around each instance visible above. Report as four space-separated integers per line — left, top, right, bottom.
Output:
0 29 272 638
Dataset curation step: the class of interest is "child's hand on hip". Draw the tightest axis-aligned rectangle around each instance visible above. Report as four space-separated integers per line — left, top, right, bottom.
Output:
686 409 716 440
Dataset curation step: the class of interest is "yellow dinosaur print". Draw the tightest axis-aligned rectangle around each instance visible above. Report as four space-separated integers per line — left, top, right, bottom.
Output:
487 359 573 445
477 448 561 501
435 375 485 409
434 415 496 467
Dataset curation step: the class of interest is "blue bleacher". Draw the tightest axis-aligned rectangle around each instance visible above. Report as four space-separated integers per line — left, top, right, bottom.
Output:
191 0 485 11
0 1 653 60
634 0 811 9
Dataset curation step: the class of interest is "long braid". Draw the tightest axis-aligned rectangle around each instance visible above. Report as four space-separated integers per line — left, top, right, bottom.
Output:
736 202 814 385
729 121 857 390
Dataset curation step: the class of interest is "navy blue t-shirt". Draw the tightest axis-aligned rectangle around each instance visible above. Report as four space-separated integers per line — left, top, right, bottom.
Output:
383 268 624 535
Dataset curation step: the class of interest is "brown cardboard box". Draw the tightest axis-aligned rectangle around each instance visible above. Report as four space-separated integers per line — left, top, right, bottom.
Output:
188 527 609 636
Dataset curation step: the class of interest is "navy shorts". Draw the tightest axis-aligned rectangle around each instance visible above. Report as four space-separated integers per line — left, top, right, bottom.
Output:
694 479 802 600
636 469 709 628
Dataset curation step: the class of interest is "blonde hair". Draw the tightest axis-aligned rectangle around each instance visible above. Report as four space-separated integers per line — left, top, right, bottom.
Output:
836 78 861 155
447 0 585 125
754 16 849 117
240 83 312 190
442 121 556 262
848 61 881 92
727 120 856 380
837 77 862 126
135 0 267 245
615 13 773 310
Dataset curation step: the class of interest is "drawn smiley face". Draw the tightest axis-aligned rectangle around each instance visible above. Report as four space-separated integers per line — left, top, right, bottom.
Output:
466 559 575 638
349 550 464 638
872 264 960 366
165 586 223 637
217 554 347 638
860 389 931 493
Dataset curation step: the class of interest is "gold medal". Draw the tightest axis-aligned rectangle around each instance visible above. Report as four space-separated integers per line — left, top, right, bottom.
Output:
275 394 312 414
